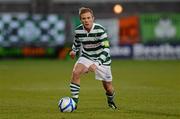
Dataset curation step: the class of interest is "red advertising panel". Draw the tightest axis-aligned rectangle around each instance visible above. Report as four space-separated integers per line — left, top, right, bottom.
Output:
119 16 139 45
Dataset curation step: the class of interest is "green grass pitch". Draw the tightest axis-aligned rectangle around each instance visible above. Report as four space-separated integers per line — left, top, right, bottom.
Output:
0 59 180 119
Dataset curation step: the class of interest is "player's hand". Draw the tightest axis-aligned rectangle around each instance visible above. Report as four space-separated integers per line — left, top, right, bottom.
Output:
69 50 76 59
88 64 97 72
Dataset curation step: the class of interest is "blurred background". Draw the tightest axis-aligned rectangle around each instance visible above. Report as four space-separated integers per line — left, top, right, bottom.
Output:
0 0 180 60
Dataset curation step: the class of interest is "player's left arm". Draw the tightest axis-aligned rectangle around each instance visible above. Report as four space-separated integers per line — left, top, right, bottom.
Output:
96 31 110 65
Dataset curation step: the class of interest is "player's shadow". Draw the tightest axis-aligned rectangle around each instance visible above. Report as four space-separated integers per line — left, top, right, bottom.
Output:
126 109 180 118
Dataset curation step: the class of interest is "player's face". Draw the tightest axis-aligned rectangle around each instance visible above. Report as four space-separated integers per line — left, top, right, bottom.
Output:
80 12 94 31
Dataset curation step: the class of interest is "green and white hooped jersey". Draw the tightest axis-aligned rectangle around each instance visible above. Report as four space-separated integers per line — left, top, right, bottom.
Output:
72 23 111 66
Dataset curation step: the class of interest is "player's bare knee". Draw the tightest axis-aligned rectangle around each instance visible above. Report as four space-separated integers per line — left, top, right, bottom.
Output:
103 83 114 94
72 70 81 78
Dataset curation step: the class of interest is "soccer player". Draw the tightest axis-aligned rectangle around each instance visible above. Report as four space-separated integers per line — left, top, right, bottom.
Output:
69 7 117 109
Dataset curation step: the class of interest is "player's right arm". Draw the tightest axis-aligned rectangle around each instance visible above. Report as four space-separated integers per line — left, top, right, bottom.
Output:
70 33 81 59
69 50 76 59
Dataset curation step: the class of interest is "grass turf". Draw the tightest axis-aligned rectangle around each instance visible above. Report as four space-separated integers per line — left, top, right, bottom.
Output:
0 59 180 119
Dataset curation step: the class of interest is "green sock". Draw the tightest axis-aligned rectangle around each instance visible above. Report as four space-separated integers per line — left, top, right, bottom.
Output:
106 92 115 102
70 83 80 104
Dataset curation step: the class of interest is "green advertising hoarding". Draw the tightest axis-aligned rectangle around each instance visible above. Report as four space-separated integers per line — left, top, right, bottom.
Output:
0 13 66 47
140 14 180 44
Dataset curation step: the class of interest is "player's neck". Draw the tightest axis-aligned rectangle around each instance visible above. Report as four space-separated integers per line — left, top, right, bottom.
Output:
85 28 90 32
84 26 93 33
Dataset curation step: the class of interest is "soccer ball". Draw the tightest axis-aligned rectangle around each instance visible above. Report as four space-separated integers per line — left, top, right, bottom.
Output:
58 97 76 112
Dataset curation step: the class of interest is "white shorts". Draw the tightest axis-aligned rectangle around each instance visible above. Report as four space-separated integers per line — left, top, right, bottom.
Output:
75 57 112 82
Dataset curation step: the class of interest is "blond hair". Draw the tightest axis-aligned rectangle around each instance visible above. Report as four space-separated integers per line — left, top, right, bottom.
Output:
79 7 94 17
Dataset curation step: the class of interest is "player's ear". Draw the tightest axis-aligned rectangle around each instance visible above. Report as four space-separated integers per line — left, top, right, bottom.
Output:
79 17 83 23
80 19 83 24
92 16 95 21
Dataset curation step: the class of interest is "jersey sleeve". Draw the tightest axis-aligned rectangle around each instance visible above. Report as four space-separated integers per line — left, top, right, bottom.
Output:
72 32 81 52
97 31 110 65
